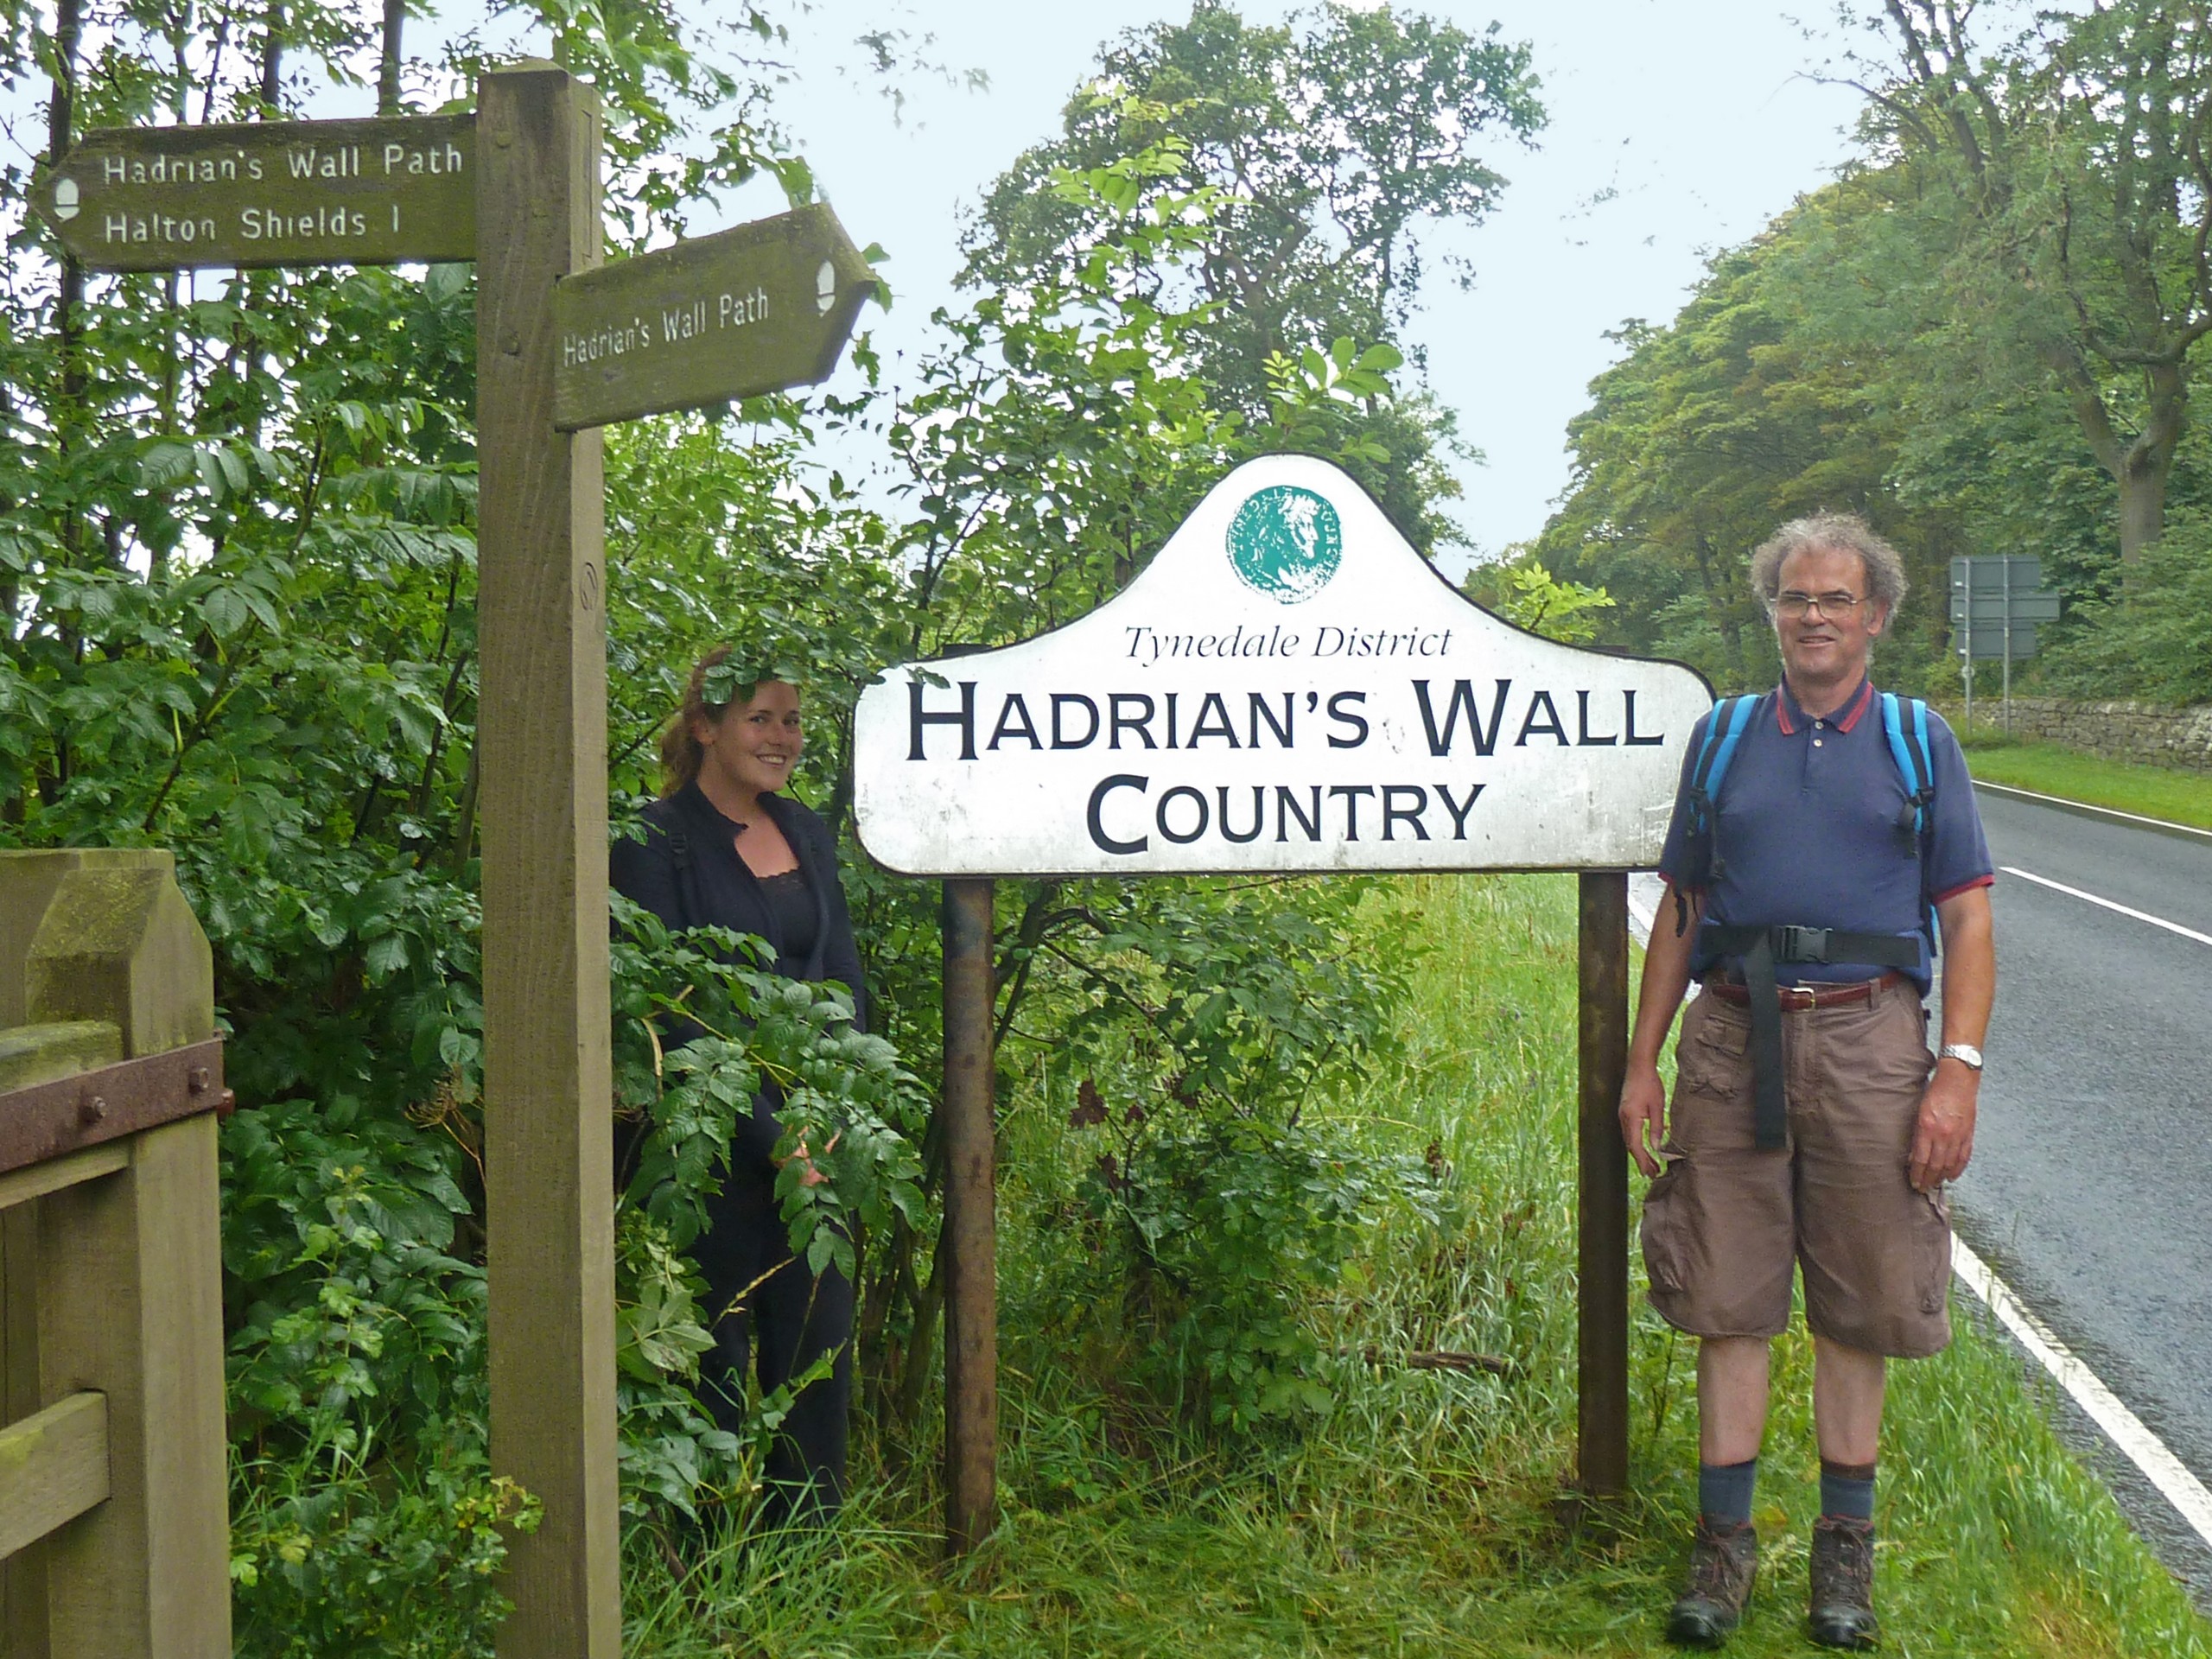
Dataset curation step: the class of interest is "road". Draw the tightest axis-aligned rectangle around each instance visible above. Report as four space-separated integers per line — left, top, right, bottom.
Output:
1951 785 2212 1592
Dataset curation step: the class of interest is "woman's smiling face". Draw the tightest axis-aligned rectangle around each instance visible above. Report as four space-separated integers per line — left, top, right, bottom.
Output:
696 679 804 801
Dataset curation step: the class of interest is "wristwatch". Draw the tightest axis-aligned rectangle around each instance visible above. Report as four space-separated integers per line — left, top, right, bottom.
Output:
1939 1042 1984 1071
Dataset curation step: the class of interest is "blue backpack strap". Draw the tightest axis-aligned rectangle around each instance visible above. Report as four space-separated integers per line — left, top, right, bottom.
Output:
1690 695 1758 820
1880 693 1940 942
1878 693 1937 829
1673 695 1760 926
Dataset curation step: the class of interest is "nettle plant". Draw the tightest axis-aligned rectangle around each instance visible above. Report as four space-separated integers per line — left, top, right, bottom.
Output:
607 890 927 1521
1036 875 1437 1433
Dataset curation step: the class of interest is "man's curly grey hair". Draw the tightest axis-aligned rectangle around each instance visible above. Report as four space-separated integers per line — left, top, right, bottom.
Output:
1748 512 1908 620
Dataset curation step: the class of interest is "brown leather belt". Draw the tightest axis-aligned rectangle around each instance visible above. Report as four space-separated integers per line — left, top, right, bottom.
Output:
1704 969 1908 1010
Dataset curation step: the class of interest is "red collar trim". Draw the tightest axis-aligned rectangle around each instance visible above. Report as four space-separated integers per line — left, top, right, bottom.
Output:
1776 677 1872 736
1835 679 1874 732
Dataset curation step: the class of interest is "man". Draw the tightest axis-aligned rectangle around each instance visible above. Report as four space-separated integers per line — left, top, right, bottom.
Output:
1618 513 1995 1649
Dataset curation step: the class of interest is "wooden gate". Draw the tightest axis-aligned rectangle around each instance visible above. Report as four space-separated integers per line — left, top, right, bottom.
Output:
0 849 230 1658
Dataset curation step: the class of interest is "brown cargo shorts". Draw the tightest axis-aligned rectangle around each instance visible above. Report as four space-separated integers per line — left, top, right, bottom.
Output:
1639 977 1953 1358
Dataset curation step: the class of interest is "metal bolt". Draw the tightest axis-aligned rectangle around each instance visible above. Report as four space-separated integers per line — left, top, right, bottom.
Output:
188 1066 210 1095
78 1094 107 1127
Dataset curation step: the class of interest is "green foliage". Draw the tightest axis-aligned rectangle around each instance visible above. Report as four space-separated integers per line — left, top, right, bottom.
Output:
2037 517 2212 707
616 876 2212 1658
222 1099 533 1656
1026 877 1430 1431
610 895 928 1281
963 1 1544 552
3 0 1543 1645
1462 554 1615 645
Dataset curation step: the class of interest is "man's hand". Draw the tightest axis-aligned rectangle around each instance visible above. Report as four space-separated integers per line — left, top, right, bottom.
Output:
1619 1058 1669 1179
1909 1061 1977 1192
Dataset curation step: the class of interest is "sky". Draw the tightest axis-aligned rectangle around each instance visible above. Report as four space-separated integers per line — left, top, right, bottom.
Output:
698 1 1870 577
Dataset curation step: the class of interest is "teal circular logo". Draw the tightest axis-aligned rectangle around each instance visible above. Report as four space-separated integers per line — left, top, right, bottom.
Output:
1227 486 1341 602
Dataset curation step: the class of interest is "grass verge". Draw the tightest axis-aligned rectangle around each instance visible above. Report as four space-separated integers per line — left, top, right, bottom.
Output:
626 874 2212 1656
1958 730 2212 830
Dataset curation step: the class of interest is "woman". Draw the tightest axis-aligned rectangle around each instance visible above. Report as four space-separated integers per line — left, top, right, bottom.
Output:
610 647 866 1529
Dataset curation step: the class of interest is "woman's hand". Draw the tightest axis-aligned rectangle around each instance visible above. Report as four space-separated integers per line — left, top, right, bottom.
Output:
784 1129 842 1188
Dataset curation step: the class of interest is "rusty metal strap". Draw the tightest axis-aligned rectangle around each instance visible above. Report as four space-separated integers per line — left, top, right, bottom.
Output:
0 1039 226 1177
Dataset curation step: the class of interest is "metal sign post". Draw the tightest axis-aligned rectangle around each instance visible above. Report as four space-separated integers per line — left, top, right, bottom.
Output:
1949 556 2062 737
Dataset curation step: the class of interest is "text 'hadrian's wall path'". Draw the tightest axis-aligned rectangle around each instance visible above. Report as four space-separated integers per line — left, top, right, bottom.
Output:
35 115 476 270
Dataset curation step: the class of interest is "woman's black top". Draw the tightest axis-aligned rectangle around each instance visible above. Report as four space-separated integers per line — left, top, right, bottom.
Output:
610 783 868 1169
756 869 818 963
611 781 866 1026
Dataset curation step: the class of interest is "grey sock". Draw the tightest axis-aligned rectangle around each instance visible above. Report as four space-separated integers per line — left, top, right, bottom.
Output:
1698 1457 1758 1527
1820 1459 1876 1521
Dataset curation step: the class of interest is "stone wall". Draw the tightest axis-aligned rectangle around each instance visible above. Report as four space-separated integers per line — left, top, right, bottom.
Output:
1934 695 2212 772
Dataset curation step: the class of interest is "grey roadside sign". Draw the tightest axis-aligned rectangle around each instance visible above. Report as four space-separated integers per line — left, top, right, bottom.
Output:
33 113 475 270
1949 554 2063 732
550 203 876 431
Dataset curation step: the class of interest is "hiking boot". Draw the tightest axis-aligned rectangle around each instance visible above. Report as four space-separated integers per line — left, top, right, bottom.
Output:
1808 1514 1879 1649
1667 1518 1758 1647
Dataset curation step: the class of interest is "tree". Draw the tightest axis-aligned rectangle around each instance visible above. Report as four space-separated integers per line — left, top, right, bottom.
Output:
1535 192 1960 690
1843 0 2212 559
962 1 1542 553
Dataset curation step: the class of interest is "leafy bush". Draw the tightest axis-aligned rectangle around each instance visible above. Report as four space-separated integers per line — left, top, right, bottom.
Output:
2039 522 2212 706
606 891 928 1524
1034 877 1433 1431
223 1098 533 1657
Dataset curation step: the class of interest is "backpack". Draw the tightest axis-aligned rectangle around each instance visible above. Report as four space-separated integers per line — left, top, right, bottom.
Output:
1675 690 1939 945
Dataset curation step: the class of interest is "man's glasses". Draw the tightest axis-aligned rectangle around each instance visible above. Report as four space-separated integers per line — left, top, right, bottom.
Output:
1775 590 1867 620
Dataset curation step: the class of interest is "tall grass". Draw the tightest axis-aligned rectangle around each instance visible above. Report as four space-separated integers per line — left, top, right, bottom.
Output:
626 874 2212 1656
1959 732 2212 830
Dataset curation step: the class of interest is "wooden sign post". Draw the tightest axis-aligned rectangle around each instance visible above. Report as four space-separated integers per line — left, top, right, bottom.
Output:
1577 873 1630 1495
474 67 620 1659
37 64 877 1659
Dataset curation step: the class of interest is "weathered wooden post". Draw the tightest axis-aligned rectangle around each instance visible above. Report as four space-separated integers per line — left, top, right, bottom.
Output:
0 849 230 1658
1577 871 1631 1496
938 879 998 1553
474 63 622 1659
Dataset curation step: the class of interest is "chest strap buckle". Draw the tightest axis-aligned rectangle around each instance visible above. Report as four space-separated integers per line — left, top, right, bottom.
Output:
1777 925 1831 964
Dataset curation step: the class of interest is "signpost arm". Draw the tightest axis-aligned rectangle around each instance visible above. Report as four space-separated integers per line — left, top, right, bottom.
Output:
1576 871 1630 1496
476 65 620 1659
940 878 998 1554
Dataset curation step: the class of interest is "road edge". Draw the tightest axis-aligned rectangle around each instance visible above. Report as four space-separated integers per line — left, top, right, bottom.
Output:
1971 777 2212 842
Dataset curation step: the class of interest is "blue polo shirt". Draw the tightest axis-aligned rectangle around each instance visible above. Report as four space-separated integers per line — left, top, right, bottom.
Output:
1656 678 1994 990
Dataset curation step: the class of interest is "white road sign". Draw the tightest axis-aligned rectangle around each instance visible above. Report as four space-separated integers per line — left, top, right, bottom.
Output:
853 455 1713 875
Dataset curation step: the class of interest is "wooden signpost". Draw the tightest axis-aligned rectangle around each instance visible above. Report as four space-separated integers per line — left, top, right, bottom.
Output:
36 63 876 1659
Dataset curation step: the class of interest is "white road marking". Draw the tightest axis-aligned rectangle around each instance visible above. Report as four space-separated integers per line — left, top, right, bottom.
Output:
1974 778 2212 841
1623 878 2212 1554
1951 1238 2212 1552
2001 866 2212 948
